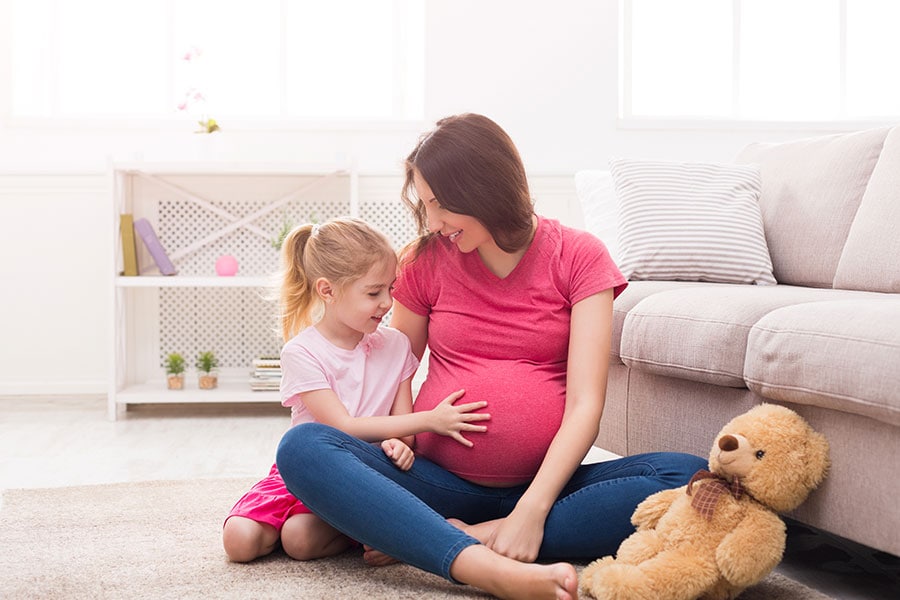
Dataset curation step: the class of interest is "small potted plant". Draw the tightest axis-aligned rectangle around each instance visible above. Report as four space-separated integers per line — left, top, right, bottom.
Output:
196 350 219 390
271 217 294 251
165 352 186 390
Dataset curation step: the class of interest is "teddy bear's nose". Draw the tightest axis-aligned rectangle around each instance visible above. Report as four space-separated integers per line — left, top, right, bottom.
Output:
718 435 739 452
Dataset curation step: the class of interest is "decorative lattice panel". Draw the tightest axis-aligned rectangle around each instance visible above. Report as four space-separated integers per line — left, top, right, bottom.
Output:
360 199 420 251
143 172 418 370
154 174 353 278
160 287 282 368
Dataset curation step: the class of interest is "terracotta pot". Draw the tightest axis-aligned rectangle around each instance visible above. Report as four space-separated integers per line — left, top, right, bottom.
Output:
198 373 218 390
167 374 184 390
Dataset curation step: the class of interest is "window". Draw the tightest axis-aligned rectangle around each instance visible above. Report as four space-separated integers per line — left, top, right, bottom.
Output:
10 0 424 124
621 0 900 122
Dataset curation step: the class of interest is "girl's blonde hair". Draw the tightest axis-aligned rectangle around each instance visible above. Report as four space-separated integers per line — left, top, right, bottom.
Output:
279 217 396 342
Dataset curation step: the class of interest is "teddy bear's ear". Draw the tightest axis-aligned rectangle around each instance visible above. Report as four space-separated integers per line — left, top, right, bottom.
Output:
803 429 830 490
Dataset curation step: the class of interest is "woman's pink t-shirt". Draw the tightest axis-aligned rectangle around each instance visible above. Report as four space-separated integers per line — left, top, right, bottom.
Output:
393 216 626 484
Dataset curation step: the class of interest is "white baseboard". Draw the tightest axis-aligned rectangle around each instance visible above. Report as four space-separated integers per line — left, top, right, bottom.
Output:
0 381 107 396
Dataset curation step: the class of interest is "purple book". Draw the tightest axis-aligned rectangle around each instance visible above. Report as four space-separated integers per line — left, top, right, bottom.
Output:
133 218 177 276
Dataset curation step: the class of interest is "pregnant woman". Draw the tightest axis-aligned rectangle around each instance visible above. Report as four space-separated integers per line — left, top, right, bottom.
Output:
276 113 705 600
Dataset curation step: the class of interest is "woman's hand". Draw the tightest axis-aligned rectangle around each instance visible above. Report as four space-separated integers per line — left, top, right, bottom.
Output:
429 389 490 447
485 503 547 563
381 438 415 470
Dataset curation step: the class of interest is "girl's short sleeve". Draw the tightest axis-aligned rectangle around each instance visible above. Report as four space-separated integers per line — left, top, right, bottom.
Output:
279 343 329 407
400 338 419 382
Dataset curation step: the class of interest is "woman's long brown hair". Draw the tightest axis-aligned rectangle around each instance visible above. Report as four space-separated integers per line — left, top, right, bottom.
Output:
400 113 534 261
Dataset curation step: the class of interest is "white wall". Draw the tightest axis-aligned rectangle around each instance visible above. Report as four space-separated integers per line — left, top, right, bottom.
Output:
0 0 874 395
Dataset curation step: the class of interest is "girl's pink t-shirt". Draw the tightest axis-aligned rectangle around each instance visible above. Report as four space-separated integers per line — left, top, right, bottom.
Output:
393 216 626 484
280 326 419 427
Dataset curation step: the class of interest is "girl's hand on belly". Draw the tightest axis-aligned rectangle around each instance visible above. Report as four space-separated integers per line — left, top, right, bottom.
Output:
427 389 491 447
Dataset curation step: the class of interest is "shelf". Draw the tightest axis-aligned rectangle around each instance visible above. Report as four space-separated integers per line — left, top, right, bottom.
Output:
109 166 360 420
113 380 280 405
113 161 348 176
116 276 272 288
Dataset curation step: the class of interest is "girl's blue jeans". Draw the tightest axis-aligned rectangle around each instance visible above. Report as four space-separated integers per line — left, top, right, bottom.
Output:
275 422 706 582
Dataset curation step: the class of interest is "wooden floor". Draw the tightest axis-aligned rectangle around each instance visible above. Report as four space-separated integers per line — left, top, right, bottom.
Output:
1 396 896 599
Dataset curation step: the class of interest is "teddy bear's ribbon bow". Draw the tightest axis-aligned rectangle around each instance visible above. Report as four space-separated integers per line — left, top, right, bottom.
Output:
686 469 743 520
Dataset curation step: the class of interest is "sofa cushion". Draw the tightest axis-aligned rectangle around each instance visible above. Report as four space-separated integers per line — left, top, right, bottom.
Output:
608 158 776 285
619 285 867 387
834 126 900 292
735 127 889 288
611 281 703 364
745 299 900 427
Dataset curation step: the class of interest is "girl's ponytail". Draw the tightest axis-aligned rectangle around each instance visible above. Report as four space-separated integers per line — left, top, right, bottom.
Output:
279 224 316 342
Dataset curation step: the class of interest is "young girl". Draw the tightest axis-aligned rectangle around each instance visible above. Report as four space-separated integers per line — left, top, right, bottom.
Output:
223 217 490 563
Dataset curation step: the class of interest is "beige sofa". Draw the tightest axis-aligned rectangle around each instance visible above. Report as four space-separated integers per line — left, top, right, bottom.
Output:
583 126 900 557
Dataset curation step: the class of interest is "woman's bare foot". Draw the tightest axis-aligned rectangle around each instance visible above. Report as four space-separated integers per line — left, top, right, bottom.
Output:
451 544 578 600
447 517 502 545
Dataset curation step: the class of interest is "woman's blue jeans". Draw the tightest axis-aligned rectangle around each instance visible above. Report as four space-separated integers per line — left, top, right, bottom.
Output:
275 422 706 582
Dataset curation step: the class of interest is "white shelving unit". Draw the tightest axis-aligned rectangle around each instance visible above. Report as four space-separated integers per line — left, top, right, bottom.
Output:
108 162 360 419
115 276 272 288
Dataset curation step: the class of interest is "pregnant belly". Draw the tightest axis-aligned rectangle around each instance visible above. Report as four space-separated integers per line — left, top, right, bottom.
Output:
414 362 565 485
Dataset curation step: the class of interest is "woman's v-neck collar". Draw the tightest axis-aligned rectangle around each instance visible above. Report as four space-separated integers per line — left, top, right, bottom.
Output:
467 216 543 283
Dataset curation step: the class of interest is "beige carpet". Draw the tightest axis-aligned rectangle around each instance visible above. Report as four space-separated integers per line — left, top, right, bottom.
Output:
0 478 832 599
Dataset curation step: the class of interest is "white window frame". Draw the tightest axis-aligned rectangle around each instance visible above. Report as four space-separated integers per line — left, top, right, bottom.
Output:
1 0 425 133
618 0 898 131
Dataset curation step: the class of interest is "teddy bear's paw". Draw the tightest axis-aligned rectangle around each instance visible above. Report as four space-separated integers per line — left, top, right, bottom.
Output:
579 556 616 597
579 561 654 600
699 578 747 600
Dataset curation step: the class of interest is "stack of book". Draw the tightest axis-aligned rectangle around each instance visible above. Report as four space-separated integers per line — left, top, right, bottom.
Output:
250 356 281 391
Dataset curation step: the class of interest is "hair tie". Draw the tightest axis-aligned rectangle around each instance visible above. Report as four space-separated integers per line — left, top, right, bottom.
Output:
311 223 320 236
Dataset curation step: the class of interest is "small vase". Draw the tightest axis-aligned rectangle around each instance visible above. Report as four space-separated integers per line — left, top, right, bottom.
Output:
198 373 218 390
167 374 185 390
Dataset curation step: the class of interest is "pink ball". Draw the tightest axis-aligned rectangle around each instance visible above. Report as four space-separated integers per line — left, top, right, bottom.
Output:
215 255 239 276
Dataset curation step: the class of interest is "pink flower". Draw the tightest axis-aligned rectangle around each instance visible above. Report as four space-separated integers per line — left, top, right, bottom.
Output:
358 331 385 356
177 88 206 112
176 45 218 132
182 45 203 62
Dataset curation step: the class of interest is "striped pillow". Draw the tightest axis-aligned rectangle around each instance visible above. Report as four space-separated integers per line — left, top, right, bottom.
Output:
609 158 776 285
574 170 619 263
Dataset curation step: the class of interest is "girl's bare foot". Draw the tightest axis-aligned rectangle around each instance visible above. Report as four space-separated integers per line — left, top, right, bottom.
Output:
362 544 400 566
363 517 499 568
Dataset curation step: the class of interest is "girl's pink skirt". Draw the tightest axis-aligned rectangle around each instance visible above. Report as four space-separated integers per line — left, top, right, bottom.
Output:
225 463 311 530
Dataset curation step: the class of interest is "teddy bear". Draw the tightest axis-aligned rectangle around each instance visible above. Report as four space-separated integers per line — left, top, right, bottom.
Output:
579 403 830 600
